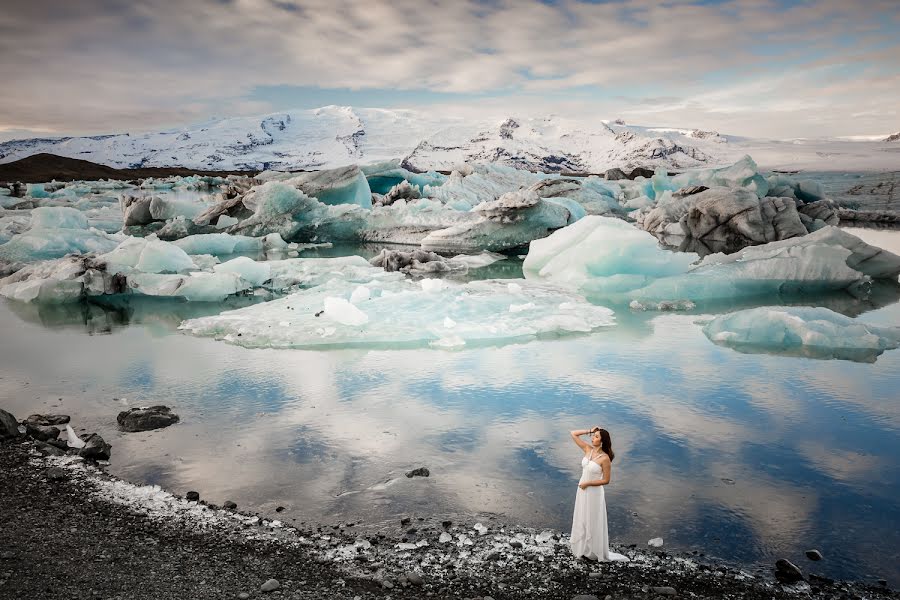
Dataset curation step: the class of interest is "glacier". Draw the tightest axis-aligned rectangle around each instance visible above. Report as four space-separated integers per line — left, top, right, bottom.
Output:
179 275 615 350
701 306 900 362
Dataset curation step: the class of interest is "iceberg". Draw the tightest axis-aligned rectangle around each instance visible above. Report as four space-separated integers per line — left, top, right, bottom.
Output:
213 256 271 286
362 159 447 195
0 226 123 264
702 306 900 362
172 233 265 256
280 165 373 208
102 237 196 274
29 207 90 230
180 275 614 350
524 216 900 304
420 190 571 252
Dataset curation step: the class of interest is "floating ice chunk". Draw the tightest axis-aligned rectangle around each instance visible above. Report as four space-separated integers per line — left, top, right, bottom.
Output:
180 274 614 350
213 256 271 286
0 227 123 263
172 233 263 256
349 285 371 304
420 278 445 292
420 190 570 253
128 271 249 302
29 207 89 230
263 232 288 249
448 252 506 269
285 165 372 208
525 217 900 304
323 296 369 326
523 216 698 291
149 196 203 221
648 537 664 547
26 183 50 198
444 316 456 328
509 302 536 313
135 240 197 274
702 306 900 362
66 424 85 448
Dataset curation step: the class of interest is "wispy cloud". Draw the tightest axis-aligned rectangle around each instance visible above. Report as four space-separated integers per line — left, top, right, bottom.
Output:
0 0 897 137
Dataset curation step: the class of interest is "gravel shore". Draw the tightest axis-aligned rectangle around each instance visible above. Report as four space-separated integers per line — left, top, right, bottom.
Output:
0 439 896 600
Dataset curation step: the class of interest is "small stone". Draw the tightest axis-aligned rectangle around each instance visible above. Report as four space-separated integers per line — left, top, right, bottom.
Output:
46 467 68 481
572 595 600 600
651 587 677 596
405 467 430 478
441 520 452 528
588 572 603 578
400 517 411 526
223 500 237 510
275 506 285 512
0 552 15 560
648 537 663 547
186 491 200 502
380 579 394 589
260 578 280 592
805 549 823 561
238 594 250 600
774 558 803 583
405 572 424 585
509 540 523 549
878 579 888 587
78 433 111 461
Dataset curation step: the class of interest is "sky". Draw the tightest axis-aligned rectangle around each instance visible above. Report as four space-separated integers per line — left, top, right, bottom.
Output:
0 0 898 141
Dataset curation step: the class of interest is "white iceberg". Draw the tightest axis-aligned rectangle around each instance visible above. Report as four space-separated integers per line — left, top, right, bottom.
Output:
524 216 900 304
29 206 90 230
179 275 614 350
702 306 900 362
171 233 265 256
213 256 272 286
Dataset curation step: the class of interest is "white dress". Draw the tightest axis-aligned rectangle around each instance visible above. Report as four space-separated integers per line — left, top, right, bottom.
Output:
570 454 628 561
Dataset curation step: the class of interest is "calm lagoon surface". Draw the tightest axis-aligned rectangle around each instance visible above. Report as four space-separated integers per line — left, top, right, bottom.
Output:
1 227 898 584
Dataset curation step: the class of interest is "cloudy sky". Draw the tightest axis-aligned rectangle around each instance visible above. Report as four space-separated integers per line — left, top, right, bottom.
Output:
1 0 898 140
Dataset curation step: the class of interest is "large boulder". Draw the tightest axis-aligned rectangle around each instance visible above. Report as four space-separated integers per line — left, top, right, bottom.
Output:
680 188 807 251
24 414 70 426
0 408 22 439
117 406 180 432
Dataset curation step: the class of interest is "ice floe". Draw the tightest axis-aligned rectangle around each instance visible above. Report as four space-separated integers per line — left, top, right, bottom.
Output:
179 275 614 350
701 306 900 362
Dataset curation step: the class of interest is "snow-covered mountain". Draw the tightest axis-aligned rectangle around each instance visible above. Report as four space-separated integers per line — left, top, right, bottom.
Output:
0 105 896 173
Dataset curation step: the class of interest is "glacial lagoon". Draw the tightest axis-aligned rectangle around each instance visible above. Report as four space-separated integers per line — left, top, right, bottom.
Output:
1 224 898 583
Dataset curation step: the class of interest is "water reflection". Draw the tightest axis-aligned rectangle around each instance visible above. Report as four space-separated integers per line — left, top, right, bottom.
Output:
0 232 898 584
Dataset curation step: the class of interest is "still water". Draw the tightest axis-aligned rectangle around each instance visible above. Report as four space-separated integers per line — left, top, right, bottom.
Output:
1 229 898 583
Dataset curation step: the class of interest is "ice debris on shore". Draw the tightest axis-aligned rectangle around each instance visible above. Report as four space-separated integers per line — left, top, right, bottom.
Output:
179 276 614 350
701 306 900 362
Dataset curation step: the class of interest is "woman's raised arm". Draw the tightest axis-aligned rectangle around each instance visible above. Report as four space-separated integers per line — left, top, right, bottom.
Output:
570 428 591 451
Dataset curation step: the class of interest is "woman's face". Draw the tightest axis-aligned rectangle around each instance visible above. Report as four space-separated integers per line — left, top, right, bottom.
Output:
591 430 602 446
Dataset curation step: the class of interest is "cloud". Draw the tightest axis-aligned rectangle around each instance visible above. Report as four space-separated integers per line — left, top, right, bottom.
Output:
0 0 897 137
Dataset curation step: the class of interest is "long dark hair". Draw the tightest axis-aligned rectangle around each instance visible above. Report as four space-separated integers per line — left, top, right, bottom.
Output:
594 428 615 462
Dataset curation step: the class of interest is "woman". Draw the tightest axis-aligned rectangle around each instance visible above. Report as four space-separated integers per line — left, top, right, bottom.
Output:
569 426 627 561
